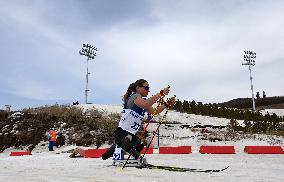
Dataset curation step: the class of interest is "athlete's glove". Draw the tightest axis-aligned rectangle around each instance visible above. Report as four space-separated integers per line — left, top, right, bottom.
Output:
160 86 170 97
164 96 176 109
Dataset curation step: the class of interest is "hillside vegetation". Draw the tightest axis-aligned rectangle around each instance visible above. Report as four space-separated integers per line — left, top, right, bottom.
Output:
0 105 119 152
173 97 284 135
217 96 284 109
1 95 284 153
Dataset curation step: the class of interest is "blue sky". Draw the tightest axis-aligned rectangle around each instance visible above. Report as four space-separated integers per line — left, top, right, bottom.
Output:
0 0 284 110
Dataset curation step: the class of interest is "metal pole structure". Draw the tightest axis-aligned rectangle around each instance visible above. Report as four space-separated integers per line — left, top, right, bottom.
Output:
242 50 256 111
79 44 97 104
248 64 255 111
157 128 160 148
85 57 90 104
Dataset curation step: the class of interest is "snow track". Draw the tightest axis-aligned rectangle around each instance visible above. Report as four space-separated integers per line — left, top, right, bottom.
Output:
0 152 283 182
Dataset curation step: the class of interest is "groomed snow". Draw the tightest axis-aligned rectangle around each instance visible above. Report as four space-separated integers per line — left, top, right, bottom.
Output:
0 151 284 182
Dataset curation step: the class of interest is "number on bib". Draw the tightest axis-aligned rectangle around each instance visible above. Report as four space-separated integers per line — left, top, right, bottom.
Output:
130 122 140 131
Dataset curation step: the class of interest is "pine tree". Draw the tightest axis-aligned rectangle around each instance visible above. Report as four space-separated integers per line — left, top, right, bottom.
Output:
182 100 190 113
173 99 183 112
190 100 197 114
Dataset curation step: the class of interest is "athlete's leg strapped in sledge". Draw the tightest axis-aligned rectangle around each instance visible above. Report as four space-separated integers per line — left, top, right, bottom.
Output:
119 135 140 159
102 144 116 160
101 137 144 160
102 127 146 166
120 134 147 166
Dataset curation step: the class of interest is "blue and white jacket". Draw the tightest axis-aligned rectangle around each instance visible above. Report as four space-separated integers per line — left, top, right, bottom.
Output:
118 93 146 134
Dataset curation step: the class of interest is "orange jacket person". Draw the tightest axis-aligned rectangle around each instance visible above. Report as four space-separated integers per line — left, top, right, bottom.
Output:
48 129 56 151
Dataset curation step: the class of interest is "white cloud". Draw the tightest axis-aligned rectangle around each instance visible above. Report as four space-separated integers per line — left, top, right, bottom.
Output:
0 0 283 109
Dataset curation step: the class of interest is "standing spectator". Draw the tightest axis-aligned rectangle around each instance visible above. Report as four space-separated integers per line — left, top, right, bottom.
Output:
256 91 260 99
48 128 56 151
72 101 79 105
263 91 266 98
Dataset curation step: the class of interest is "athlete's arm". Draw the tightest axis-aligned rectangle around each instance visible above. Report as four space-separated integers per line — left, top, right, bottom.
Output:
146 105 167 115
134 93 161 110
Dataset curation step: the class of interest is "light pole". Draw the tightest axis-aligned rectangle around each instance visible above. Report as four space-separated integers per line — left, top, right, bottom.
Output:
242 50 256 111
79 43 97 104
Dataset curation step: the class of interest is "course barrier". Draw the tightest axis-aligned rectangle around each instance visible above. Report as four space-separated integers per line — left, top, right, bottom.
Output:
82 148 109 158
159 146 192 154
141 147 153 154
79 147 154 158
244 146 284 154
199 146 235 154
70 145 284 158
10 151 32 156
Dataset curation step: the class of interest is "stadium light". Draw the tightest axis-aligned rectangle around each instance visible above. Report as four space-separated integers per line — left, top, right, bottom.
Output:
79 43 97 104
242 50 256 111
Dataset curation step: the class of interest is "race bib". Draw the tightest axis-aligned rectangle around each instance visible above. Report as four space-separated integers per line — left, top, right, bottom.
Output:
112 147 122 160
118 109 144 134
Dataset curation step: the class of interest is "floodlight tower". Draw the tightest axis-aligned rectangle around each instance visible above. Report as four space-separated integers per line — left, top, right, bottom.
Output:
242 50 256 111
79 43 97 104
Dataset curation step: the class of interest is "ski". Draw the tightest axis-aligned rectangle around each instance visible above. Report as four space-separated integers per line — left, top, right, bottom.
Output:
112 161 229 173
113 159 138 167
136 163 229 173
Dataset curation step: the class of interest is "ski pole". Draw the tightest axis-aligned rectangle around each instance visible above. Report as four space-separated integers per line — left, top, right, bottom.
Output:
142 95 176 157
142 110 169 158
138 85 170 139
138 91 166 139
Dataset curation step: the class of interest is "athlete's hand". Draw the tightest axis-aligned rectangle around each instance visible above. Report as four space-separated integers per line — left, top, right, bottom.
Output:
160 86 170 96
165 96 176 108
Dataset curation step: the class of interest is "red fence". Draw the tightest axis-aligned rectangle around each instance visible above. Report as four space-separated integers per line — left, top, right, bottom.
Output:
10 151 32 156
141 147 153 154
199 146 235 154
10 146 282 158
83 148 109 158
159 146 192 154
244 146 284 154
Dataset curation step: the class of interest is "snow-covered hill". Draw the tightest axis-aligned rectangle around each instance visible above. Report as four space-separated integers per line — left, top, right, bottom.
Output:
263 109 284 117
78 104 284 152
1 104 283 182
